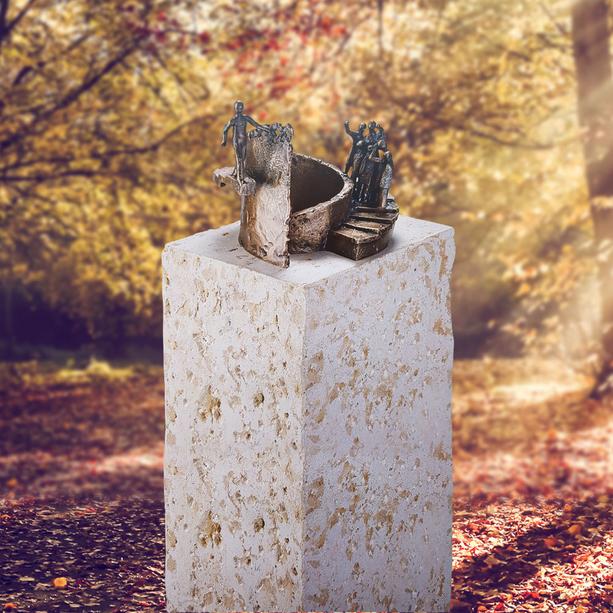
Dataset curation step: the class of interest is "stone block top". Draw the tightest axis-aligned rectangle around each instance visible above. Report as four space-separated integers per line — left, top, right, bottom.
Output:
164 215 453 286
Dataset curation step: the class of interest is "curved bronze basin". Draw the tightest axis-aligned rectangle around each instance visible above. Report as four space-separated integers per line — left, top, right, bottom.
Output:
288 153 353 253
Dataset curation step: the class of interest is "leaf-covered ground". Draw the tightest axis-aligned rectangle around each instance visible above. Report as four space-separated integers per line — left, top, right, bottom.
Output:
0 360 611 612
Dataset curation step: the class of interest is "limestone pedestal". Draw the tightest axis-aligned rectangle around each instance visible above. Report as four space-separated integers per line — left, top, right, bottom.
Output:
162 216 455 613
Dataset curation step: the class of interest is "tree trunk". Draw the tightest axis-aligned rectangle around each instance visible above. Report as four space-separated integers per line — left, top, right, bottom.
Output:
571 0 613 394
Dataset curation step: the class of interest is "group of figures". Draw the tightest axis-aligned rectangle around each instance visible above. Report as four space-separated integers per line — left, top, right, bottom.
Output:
221 100 393 212
344 120 394 209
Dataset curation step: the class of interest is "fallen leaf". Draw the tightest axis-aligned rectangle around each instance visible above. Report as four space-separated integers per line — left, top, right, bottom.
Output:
53 576 68 588
568 523 583 536
484 554 500 567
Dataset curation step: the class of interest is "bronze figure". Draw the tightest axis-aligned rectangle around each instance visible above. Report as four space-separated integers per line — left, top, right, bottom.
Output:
378 150 394 208
221 100 269 184
350 138 368 179
344 121 366 175
354 140 379 203
366 121 383 147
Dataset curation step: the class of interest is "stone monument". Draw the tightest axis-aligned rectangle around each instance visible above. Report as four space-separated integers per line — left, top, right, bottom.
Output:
163 102 454 612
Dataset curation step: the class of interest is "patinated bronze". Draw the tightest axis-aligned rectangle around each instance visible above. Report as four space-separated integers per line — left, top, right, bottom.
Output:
327 118 399 260
326 205 399 260
215 101 351 267
221 100 269 185
344 121 366 175
347 120 395 209
214 103 397 266
379 150 394 208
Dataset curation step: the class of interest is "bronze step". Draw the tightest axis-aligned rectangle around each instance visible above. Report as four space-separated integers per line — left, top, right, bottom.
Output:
353 206 397 215
350 212 397 224
344 219 389 233
326 207 399 261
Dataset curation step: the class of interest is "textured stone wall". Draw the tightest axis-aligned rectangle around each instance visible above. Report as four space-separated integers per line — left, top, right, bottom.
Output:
163 215 454 612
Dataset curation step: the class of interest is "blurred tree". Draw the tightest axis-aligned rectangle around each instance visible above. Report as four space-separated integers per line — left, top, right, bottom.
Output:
324 0 587 356
0 0 215 343
0 0 608 372
571 0 613 393
0 0 357 345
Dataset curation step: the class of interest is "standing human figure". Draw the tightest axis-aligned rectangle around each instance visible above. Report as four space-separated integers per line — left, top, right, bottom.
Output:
355 140 380 203
366 121 380 145
378 150 394 208
351 138 368 179
221 100 268 184
344 121 367 175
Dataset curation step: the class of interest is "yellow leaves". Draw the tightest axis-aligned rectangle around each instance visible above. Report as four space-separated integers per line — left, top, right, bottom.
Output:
6 478 18 489
516 282 531 297
0 0 595 358
496 78 511 104
459 210 486 221
53 576 68 589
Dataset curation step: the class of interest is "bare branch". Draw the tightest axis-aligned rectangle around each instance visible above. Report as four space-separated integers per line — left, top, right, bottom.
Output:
538 0 570 38
0 114 215 187
0 0 9 36
0 0 36 46
0 42 140 153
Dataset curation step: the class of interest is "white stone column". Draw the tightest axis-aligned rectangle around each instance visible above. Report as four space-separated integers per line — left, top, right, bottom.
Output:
163 215 454 613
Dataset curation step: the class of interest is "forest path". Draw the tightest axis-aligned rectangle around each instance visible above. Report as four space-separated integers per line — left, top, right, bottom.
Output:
0 361 610 611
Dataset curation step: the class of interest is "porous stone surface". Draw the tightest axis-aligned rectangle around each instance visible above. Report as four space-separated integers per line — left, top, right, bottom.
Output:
162 215 455 612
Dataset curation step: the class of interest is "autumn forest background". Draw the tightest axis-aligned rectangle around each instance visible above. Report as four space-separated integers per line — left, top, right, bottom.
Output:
1 1 612 611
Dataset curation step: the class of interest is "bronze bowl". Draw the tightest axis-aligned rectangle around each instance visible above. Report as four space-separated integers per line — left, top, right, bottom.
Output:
288 153 353 253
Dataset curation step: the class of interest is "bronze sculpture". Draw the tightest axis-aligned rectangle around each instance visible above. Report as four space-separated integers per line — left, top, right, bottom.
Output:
325 118 398 259
214 102 397 265
221 100 269 185
345 120 394 209
378 150 394 208
344 121 366 175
